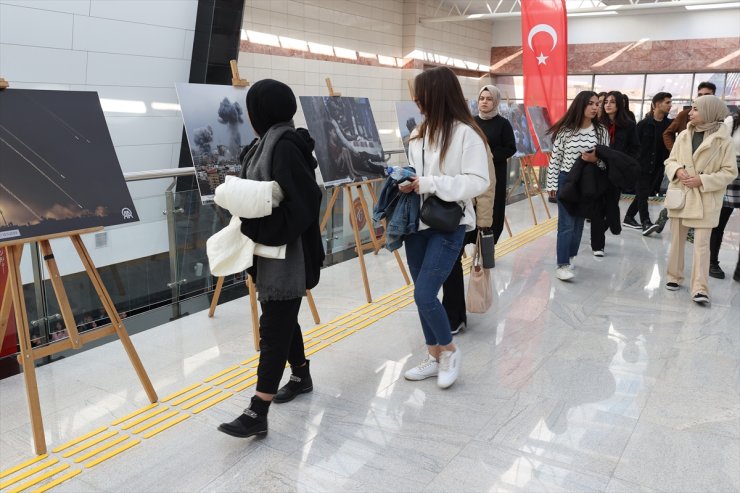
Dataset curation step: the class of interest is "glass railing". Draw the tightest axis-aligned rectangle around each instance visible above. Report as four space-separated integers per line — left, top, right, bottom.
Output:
1 159 535 375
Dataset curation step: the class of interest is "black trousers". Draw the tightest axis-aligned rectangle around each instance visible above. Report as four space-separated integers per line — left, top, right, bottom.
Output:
626 170 659 224
492 180 507 244
710 206 735 265
590 185 621 251
442 230 477 328
255 297 306 395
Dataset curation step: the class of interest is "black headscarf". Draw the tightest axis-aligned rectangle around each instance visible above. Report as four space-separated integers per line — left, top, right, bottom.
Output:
246 79 297 136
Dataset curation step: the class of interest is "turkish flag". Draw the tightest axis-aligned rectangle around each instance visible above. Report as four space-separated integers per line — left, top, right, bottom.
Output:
521 0 567 165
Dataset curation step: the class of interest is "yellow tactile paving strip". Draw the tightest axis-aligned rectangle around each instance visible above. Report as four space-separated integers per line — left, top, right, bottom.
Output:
0 217 557 492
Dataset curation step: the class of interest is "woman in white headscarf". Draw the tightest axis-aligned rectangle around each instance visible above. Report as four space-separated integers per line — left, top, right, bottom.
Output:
663 95 738 304
442 85 514 336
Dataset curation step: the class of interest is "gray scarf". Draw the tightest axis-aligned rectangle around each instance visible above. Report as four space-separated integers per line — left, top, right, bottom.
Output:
241 121 306 301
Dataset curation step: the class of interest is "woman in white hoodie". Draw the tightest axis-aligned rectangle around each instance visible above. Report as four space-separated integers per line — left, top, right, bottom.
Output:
400 67 489 389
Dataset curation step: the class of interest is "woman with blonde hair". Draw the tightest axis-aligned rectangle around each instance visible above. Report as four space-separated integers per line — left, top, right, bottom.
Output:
664 95 737 304
400 67 489 388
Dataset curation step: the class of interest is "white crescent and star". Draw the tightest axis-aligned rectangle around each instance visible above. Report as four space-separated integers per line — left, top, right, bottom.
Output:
527 23 558 65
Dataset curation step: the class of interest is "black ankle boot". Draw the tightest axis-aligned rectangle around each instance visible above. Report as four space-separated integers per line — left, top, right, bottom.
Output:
218 395 270 438
274 360 313 404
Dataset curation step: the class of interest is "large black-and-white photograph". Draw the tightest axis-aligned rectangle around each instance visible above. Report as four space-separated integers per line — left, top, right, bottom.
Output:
395 101 422 158
507 103 537 157
300 96 386 187
175 83 256 203
527 106 554 153
0 89 138 244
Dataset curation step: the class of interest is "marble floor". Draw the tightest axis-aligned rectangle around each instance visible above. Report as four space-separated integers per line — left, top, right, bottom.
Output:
1 197 738 493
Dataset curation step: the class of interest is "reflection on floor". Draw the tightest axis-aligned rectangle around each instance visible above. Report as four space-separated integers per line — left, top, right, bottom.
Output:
1 198 738 493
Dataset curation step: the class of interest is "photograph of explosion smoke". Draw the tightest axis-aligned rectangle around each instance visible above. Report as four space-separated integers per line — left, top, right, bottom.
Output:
299 96 386 187
0 89 138 244
175 83 256 203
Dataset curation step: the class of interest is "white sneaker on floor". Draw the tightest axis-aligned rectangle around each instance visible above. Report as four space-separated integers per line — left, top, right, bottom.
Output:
555 266 575 281
437 349 461 389
593 250 604 257
568 257 576 270
450 321 466 335
404 354 438 381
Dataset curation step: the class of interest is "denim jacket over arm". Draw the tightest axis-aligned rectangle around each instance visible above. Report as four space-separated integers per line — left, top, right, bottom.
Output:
373 173 420 251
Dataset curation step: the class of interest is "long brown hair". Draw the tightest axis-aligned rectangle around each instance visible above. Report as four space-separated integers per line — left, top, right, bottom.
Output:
410 66 487 165
547 90 604 142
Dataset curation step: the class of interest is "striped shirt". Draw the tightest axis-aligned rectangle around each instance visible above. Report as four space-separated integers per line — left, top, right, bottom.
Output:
546 125 609 191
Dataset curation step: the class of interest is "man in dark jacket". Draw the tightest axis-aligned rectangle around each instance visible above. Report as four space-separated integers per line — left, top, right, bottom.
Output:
219 79 325 439
624 92 672 236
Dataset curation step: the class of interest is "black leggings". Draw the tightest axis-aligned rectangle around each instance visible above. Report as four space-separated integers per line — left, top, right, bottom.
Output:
255 297 306 394
709 206 735 265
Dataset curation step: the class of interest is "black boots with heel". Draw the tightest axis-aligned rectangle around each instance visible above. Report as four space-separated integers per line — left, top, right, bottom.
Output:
218 395 270 438
274 360 313 404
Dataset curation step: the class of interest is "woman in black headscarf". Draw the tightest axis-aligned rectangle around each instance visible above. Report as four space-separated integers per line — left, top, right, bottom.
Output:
218 79 325 439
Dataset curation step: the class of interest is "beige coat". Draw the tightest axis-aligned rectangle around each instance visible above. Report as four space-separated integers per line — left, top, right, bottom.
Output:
664 123 738 228
474 145 496 228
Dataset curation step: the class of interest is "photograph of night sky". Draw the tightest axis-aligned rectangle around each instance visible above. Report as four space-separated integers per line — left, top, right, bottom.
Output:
0 89 138 244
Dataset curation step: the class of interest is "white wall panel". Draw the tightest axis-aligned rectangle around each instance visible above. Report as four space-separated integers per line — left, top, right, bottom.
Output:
73 15 187 59
86 52 190 87
89 0 197 30
0 44 87 83
114 143 178 174
105 116 184 147
0 4 74 49
0 0 89 15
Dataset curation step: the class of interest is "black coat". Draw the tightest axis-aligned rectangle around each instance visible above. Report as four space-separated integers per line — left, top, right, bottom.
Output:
636 115 671 174
241 129 325 290
558 145 640 225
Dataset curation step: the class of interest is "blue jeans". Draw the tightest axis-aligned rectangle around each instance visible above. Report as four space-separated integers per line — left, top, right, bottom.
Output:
556 172 585 266
404 226 465 346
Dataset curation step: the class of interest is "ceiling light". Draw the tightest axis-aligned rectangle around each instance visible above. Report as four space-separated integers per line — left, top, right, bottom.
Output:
685 2 740 10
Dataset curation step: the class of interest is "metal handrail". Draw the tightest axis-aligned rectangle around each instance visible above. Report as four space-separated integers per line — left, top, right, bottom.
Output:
124 167 195 182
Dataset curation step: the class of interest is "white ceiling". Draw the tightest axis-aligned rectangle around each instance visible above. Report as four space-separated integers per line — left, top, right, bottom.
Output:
422 0 740 22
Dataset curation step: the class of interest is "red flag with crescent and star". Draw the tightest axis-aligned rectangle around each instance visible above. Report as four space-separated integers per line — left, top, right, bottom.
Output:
521 0 567 165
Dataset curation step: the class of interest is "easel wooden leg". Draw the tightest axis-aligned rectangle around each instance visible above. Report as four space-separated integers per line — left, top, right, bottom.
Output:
346 186 372 302
520 162 538 226
355 184 382 254
393 250 411 285
208 276 225 318
306 290 320 324
6 245 46 455
504 215 513 237
530 166 552 218
39 240 82 349
319 187 341 234
0 253 15 344
70 236 157 403
247 275 260 351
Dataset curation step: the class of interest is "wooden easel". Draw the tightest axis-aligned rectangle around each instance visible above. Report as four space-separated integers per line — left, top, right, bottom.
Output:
318 79 410 303
0 229 157 455
506 154 551 226
207 61 320 351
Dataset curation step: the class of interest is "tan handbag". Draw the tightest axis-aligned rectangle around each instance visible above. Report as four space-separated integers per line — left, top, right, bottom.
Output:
466 236 493 314
664 188 687 210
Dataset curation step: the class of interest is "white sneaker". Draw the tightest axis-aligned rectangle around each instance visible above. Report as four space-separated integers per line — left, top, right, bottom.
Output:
593 250 604 257
568 257 576 269
404 354 438 381
437 349 461 389
555 266 574 281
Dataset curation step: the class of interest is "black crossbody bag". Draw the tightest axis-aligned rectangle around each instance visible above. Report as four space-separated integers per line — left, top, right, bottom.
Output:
418 142 464 233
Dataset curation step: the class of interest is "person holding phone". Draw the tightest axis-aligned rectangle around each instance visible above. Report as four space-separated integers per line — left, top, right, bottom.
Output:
546 92 609 281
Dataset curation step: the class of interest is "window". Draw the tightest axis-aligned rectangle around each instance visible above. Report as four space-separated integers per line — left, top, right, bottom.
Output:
593 74 645 101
